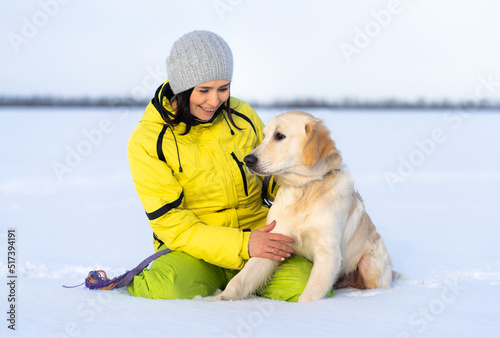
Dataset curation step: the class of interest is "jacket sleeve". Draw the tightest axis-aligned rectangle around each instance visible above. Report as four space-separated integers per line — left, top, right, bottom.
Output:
127 133 251 270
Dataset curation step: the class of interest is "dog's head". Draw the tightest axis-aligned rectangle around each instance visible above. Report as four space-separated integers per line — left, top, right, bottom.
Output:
244 111 340 178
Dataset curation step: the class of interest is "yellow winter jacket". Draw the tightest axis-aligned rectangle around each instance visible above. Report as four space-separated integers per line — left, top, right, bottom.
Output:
127 82 276 270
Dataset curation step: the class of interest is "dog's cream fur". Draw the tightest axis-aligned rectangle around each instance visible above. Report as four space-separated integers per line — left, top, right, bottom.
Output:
215 111 393 302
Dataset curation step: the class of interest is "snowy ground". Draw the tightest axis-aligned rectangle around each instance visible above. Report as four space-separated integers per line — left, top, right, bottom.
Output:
1 107 499 337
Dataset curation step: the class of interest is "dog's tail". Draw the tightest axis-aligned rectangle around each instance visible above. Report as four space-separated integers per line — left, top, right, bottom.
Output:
392 270 406 281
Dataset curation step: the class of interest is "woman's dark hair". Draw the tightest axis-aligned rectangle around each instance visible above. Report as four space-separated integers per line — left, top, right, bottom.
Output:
161 87 241 135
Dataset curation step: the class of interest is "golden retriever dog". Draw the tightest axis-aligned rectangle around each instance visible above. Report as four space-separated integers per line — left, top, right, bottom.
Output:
215 110 393 302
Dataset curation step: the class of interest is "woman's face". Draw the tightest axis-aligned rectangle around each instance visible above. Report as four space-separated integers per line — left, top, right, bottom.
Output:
189 80 230 121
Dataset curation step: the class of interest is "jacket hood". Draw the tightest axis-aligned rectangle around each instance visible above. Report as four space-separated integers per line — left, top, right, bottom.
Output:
141 81 175 124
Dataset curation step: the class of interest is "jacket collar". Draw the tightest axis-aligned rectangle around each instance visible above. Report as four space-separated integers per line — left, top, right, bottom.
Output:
191 110 221 126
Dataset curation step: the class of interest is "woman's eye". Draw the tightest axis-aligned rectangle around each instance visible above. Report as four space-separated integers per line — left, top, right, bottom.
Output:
275 132 285 140
219 87 229 92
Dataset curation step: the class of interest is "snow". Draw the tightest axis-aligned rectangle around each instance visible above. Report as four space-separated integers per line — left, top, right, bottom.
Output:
1 107 499 337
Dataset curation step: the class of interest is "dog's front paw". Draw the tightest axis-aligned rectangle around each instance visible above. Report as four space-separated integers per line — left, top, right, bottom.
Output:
208 294 225 301
212 290 240 301
298 295 313 303
298 292 323 303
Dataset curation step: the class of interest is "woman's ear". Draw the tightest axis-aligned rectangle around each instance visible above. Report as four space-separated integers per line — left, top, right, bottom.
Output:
302 120 337 167
170 96 178 110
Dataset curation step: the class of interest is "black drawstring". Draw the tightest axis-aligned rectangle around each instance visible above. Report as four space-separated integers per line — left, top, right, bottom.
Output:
222 113 235 135
167 125 183 173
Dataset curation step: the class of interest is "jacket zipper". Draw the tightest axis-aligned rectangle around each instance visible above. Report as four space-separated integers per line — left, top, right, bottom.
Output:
231 152 248 196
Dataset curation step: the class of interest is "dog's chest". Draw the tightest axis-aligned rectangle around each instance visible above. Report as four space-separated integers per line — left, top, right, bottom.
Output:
268 185 326 244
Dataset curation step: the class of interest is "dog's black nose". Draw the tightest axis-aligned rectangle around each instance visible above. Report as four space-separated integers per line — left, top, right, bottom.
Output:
244 154 258 168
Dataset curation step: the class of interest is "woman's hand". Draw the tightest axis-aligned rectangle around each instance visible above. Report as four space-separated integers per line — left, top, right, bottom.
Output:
248 221 295 261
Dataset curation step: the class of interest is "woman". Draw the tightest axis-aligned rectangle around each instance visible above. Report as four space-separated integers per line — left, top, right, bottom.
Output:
126 30 332 301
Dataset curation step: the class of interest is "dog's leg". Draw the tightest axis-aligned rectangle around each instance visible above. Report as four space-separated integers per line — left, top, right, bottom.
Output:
358 237 393 289
298 248 341 303
213 257 279 301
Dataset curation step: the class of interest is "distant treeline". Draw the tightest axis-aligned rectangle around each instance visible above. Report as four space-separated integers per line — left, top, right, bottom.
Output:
1 96 499 110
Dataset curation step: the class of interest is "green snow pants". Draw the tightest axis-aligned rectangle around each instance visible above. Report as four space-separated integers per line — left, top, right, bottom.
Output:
127 246 335 302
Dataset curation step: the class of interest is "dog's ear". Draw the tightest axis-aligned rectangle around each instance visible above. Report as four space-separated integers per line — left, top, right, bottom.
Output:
302 120 337 167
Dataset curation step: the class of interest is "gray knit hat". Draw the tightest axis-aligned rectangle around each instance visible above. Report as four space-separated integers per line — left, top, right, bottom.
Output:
166 30 233 95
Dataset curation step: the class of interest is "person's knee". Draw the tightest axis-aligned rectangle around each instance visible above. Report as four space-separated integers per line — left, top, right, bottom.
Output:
258 256 312 302
258 256 335 302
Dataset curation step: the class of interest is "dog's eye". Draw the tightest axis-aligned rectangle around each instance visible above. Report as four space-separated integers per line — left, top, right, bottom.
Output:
275 132 285 141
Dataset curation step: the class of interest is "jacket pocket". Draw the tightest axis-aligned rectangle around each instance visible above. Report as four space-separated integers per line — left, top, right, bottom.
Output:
231 152 248 197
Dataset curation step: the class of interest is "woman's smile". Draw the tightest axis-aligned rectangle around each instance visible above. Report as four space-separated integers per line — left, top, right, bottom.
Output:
189 79 230 120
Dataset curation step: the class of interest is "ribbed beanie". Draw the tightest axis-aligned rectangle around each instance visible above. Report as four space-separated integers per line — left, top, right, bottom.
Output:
166 30 233 95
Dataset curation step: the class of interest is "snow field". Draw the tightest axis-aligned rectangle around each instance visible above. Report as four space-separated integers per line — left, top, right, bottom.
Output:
1 107 499 337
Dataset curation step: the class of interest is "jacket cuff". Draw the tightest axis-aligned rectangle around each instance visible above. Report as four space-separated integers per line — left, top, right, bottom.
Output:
239 231 252 261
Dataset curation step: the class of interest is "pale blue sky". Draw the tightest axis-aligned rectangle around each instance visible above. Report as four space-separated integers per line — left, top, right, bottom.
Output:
1 0 499 103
